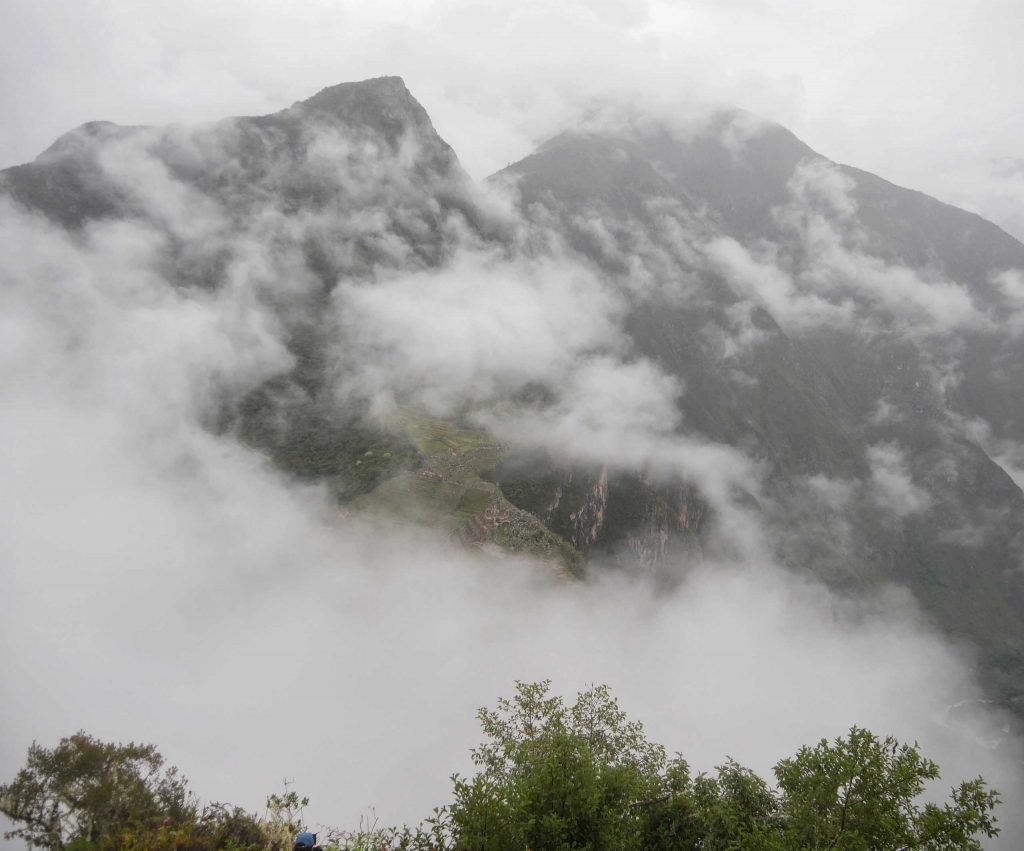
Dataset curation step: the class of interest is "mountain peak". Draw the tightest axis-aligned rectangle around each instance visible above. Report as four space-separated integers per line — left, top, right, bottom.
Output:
291 75 439 144
301 75 409 103
35 120 135 163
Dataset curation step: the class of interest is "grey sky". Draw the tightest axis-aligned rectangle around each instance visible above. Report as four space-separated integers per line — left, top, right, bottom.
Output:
2 0 1023 237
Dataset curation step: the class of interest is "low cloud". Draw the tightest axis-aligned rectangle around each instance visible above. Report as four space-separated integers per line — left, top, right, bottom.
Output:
703 233 854 333
328 236 762 524
780 161 986 336
956 413 1024 492
2 112 1024 851
991 268 1024 337
706 160 987 342
866 443 933 518
331 250 628 416
2 402 1020 839
805 473 857 512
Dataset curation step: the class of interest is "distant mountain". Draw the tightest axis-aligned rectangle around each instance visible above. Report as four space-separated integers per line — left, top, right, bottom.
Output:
493 114 1024 708
4 77 1024 714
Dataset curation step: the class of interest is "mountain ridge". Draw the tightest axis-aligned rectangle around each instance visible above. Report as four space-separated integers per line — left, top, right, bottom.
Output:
3 77 1024 715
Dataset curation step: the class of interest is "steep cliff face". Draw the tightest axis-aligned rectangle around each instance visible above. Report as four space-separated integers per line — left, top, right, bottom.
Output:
496 115 1024 705
485 454 710 573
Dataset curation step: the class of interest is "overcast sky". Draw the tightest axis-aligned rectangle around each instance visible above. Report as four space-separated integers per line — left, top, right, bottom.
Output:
2 0 1023 237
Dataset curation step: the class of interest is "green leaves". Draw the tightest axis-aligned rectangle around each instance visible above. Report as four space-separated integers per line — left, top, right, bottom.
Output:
768 727 999 850
451 681 666 851
1 693 1003 851
0 732 195 849
0 733 270 850
444 685 1002 851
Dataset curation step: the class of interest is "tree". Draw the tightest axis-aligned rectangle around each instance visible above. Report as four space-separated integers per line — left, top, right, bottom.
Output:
766 726 1000 850
2 694 1002 851
448 680 669 851
0 732 268 850
687 759 781 850
439 683 1001 851
0 732 195 849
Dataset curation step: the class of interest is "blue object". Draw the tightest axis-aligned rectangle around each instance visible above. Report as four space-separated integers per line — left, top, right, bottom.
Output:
295 831 317 849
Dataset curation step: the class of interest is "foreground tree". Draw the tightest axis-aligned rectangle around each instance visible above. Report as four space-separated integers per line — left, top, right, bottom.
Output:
447 681 668 850
439 682 1001 851
440 681 788 850
766 727 1000 850
0 732 272 850
1 688 1002 850
0 732 195 849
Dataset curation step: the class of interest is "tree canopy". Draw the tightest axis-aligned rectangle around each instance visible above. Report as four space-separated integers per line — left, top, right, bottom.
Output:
437 681 1000 851
0 684 1002 850
0 732 292 850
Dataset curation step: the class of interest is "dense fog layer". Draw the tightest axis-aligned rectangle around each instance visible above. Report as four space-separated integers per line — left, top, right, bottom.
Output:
2 105 1023 848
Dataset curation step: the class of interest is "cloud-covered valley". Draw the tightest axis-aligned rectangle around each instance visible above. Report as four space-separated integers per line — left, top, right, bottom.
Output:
3 83 1024 848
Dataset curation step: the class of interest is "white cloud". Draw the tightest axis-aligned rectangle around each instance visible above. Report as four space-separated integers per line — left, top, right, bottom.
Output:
866 443 932 518
330 249 627 416
991 268 1024 337
705 160 989 342
703 234 855 332
779 161 986 334
956 413 1024 492
805 473 856 512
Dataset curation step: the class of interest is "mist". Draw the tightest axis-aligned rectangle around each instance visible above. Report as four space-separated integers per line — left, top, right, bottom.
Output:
2 101 1024 851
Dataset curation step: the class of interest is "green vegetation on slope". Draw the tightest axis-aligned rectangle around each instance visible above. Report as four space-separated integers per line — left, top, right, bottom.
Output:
354 414 584 576
234 379 420 502
230 325 584 575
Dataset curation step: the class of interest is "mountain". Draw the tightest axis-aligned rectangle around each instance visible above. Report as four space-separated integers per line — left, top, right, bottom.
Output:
491 113 1024 707
0 77 477 265
3 78 1024 714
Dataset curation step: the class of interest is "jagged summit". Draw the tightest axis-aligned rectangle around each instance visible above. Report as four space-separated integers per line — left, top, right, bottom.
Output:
289 75 446 148
15 76 445 173
35 120 135 163
299 75 415 114
0 75 463 230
